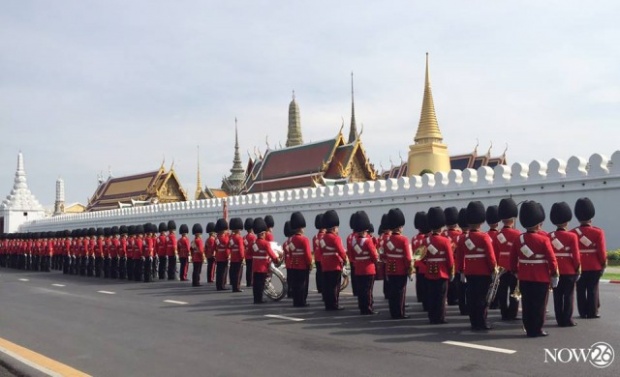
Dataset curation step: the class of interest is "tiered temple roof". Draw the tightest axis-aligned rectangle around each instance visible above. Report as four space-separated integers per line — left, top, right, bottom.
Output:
0 152 44 211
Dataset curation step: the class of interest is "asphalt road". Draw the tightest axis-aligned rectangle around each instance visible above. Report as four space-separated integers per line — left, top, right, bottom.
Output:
1 267 619 377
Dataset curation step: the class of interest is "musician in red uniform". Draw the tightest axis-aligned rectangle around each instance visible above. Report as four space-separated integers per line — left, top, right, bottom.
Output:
110 226 120 279
243 218 255 287
251 217 280 304
166 220 178 280
119 226 128 279
288 212 313 307
282 221 294 298
493 198 521 320
102 228 111 278
385 208 413 319
95 228 105 277
84 228 94 276
572 197 606 319
412 211 429 311
511 201 559 337
177 224 190 281
228 218 246 292
319 210 348 311
264 215 275 242
456 201 497 331
62 230 71 274
442 207 461 306
485 205 500 309
350 211 379 315
312 214 326 294
454 209 470 315
424 207 455 324
549 202 580 327
205 222 217 283
134 225 145 282
156 222 168 280
191 223 205 287
346 212 360 297
214 218 230 290
143 223 155 282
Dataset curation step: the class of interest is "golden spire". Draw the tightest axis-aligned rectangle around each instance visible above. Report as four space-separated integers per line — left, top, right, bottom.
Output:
414 52 443 144
195 146 203 200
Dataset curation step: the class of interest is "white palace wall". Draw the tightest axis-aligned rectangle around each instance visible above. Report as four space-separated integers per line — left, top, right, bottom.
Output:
20 152 620 249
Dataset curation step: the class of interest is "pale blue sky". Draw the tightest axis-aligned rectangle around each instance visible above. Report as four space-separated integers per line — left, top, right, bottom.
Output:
1 1 619 207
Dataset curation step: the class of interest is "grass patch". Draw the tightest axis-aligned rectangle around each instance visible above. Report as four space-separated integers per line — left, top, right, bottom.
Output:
602 272 620 281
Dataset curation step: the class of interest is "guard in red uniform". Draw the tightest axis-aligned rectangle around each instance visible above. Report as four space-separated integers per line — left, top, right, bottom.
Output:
205 222 217 283
442 207 461 306
177 224 190 281
377 214 391 300
282 221 294 298
511 201 559 337
350 211 379 315
62 230 71 274
424 207 455 324
86 228 95 277
103 228 112 278
214 218 230 290
110 226 120 279
251 217 280 304
320 210 348 310
264 215 275 242
243 218 255 287
191 223 205 286
412 211 429 311
156 222 168 280
134 225 145 282
312 214 325 294
166 220 178 280
346 212 360 297
486 205 500 309
456 201 497 331
288 212 313 307
385 208 413 319
126 226 136 280
93 228 104 277
119 226 128 279
228 218 246 292
549 202 580 327
493 198 521 320
454 209 470 315
143 223 155 282
572 197 606 319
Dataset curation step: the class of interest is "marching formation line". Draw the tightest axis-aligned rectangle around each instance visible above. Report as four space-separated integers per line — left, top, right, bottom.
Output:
442 340 516 354
96 290 116 295
163 300 188 305
264 314 305 322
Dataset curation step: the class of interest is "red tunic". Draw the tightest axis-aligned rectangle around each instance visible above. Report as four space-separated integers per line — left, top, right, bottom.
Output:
511 231 559 283
572 225 606 271
134 237 144 259
244 233 256 260
191 237 205 263
456 230 496 276
229 233 245 263
156 235 167 257
350 234 378 275
493 226 521 271
312 231 325 262
411 232 427 274
423 233 454 280
110 238 119 258
143 236 154 258
283 237 292 269
320 232 347 272
548 229 580 275
251 238 278 273
166 233 177 257
205 235 216 258
177 236 190 258
215 234 231 262
385 232 412 276
287 234 313 270
345 232 356 265
119 237 127 258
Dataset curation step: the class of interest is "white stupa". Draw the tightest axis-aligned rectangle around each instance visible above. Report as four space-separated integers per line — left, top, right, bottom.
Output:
1 152 45 232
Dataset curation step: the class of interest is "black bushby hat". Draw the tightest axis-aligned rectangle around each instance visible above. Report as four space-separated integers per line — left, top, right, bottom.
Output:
192 223 203 234
119 225 128 235
96 227 104 236
379 214 389 234
264 215 275 228
179 224 189 234
444 207 459 226
244 218 254 231
290 211 306 230
486 205 500 225
167 220 177 231
127 225 135 235
322 210 340 229
158 222 168 233
519 200 545 228
206 222 216 233
550 202 572 225
314 214 324 230
368 223 375 234
574 197 595 222
253 217 267 234
387 208 405 229
457 208 469 229
88 227 96 237
230 218 244 231
428 207 446 230
466 201 486 225
215 218 229 232
104 227 111 237
135 225 145 234
349 212 359 229
283 221 293 238
414 211 427 230
64 229 71 237
353 211 371 233
498 198 518 220
111 226 119 235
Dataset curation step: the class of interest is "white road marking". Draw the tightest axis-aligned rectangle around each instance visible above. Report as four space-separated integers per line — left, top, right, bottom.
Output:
97 290 116 295
264 314 305 322
164 300 188 305
52 284 65 287
442 340 516 354
370 318 427 323
18 278 29 282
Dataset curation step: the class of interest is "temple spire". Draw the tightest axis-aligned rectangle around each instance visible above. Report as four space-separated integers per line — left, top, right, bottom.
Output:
0 151 43 211
348 72 357 143
221 119 247 195
414 52 444 144
195 146 203 200
286 91 303 147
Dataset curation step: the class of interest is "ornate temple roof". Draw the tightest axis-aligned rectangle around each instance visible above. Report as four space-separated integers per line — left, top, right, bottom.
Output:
414 53 444 144
221 119 246 195
86 164 187 211
286 92 303 147
0 152 44 212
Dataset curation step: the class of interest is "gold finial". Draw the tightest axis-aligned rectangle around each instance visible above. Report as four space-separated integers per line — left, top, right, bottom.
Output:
486 141 493 157
339 117 344 134
502 143 508 156
414 52 443 144
474 138 479 155
195 146 203 200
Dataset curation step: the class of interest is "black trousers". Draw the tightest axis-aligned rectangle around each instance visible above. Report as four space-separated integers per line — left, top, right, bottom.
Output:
94 256 103 277
415 272 427 310
80 256 87 276
216 261 229 290
356 274 375 314
447 276 458 305
289 269 310 307
179 257 189 281
143 257 153 282
387 275 408 318
553 274 577 326
465 275 491 329
322 270 342 310
576 270 602 318
520 280 549 336
498 272 519 320
253 272 266 303
245 259 253 286
63 256 70 274
350 264 359 296
110 257 119 279
229 262 243 291
456 273 469 315
134 258 143 282
206 257 216 283
126 258 134 280
158 255 167 280
152 256 159 280
315 261 323 293
87 256 94 277
167 256 177 280
119 257 127 279
192 262 203 286
427 278 448 323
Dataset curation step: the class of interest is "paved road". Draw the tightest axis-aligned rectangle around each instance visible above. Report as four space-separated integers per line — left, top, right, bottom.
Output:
1 268 619 377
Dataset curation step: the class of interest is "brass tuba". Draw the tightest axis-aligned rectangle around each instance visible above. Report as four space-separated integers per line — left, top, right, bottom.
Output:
486 267 506 306
263 242 288 301
511 281 521 301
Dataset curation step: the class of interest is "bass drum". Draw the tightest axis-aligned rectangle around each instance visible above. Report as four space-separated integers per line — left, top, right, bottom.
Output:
264 263 288 301
339 264 350 292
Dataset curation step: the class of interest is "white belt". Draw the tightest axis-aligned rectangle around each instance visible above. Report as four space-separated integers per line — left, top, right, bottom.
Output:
291 252 305 256
253 255 268 260
386 253 403 258
465 254 485 259
519 259 547 264
323 252 336 256
499 252 510 256
580 249 596 254
356 256 370 260
324 246 335 251
427 257 446 262
555 253 571 257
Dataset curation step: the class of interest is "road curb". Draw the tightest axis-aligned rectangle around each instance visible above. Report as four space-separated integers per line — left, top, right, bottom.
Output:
0 351 49 377
600 279 620 284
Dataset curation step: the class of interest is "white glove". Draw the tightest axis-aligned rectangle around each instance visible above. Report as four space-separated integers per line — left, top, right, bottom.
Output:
449 274 455 282
576 274 581 282
551 276 559 288
460 274 467 284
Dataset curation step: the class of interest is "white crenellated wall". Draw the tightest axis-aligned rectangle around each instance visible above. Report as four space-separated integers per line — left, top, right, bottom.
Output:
19 152 620 249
